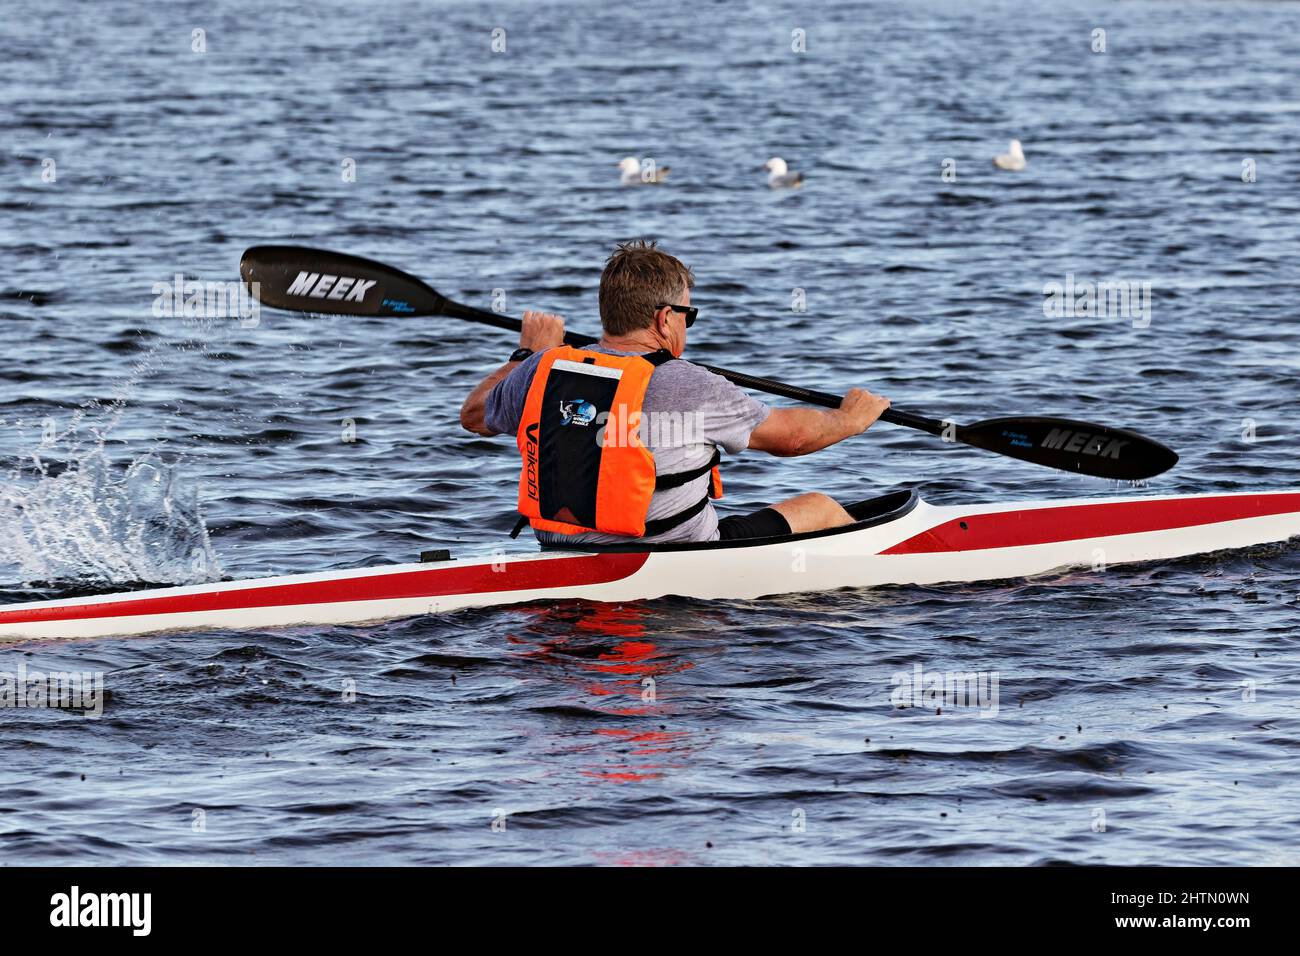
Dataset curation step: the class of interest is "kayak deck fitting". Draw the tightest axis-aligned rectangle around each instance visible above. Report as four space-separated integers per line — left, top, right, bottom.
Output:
1 487 1299 641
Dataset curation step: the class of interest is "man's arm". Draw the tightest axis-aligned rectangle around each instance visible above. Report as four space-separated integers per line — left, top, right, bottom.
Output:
459 311 566 437
747 388 890 457
459 361 517 437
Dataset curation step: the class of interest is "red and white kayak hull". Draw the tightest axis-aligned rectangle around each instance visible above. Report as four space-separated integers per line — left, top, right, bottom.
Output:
2 488 1298 641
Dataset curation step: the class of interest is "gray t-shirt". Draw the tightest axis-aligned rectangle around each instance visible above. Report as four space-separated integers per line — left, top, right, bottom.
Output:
485 345 771 543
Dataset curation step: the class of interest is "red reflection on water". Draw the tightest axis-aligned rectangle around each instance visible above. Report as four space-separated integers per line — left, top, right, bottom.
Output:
505 602 701 786
581 769 665 782
590 848 695 867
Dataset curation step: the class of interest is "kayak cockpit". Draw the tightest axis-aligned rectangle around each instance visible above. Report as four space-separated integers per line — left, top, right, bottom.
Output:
843 489 918 524
544 488 920 553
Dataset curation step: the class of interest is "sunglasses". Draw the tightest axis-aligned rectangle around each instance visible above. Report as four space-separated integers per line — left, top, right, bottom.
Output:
656 303 698 328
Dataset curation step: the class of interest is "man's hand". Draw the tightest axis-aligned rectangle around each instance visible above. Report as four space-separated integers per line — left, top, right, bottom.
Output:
460 310 567 436
833 387 891 434
520 310 566 352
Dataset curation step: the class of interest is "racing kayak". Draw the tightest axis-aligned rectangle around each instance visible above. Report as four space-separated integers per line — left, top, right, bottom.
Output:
2 487 1298 641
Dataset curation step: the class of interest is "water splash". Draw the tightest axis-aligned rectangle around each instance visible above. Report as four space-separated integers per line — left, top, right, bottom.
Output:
0 335 223 588
0 442 223 587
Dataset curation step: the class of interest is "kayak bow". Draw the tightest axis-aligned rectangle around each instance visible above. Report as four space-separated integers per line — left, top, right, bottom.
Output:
2 488 1298 641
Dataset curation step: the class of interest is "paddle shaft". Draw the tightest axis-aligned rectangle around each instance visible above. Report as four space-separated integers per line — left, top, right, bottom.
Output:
442 298 940 432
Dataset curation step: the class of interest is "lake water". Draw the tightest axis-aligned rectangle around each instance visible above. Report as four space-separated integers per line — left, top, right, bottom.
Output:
1 0 1297 864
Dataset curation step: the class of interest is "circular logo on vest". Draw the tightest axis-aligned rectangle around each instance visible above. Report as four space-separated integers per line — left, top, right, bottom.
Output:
559 399 597 427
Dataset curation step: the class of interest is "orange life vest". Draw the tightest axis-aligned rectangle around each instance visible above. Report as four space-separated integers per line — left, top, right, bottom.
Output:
516 347 723 537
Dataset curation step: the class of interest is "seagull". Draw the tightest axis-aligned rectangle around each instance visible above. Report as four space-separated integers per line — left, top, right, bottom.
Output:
763 157 804 188
993 139 1026 171
618 156 670 185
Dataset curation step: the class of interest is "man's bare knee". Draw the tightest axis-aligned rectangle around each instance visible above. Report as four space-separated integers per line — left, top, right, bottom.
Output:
771 492 853 534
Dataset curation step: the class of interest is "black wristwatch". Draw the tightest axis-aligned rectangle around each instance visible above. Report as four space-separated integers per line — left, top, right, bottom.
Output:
508 347 535 363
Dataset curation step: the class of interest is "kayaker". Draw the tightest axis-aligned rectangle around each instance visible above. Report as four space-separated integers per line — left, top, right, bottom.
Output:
460 239 891 544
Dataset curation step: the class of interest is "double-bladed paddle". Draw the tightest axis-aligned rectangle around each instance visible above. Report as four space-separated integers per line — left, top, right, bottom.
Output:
238 245 1178 480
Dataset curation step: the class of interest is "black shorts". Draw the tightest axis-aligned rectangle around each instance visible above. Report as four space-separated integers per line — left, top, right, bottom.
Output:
716 507 792 541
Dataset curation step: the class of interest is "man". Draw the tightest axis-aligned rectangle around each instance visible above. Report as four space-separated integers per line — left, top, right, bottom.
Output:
460 239 890 545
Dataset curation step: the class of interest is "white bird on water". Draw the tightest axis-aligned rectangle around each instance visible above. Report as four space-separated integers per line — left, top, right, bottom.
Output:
993 139 1026 171
618 156 671 185
763 156 804 188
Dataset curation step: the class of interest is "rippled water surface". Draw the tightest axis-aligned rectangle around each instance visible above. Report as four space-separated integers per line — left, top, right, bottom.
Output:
2 0 1298 865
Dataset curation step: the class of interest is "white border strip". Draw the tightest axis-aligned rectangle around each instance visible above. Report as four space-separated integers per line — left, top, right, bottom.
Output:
552 359 623 380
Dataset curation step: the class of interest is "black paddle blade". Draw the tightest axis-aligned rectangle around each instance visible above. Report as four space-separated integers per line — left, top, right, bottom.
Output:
239 246 447 317
956 416 1178 480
